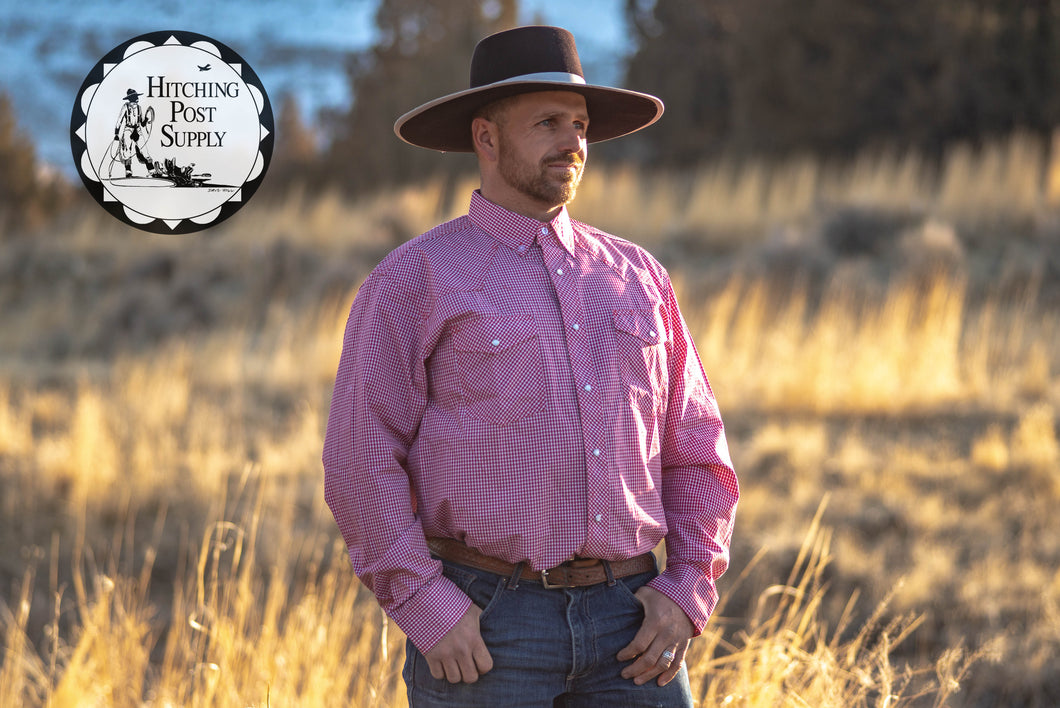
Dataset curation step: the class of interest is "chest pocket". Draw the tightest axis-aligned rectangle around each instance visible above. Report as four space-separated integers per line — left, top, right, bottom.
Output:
452 316 547 425
612 309 669 404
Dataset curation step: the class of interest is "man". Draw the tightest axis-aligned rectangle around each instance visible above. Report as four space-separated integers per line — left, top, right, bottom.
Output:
324 25 738 707
112 88 159 179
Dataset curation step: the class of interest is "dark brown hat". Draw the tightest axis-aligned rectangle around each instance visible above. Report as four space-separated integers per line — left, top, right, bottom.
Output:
394 25 664 152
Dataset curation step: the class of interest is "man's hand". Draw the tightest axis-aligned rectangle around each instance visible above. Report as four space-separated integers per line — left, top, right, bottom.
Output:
617 586 694 686
423 603 494 684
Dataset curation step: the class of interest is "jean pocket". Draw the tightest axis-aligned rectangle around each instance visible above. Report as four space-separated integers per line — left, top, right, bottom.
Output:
453 315 547 425
612 569 658 610
441 563 479 595
441 562 507 622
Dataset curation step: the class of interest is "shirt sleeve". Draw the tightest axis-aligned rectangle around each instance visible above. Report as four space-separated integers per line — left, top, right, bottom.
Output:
322 261 471 653
647 278 739 635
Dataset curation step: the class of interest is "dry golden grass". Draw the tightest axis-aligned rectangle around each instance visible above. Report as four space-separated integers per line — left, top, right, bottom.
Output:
0 488 404 707
0 484 985 707
575 130 1056 247
691 273 1059 414
3 132 1060 705
688 502 994 708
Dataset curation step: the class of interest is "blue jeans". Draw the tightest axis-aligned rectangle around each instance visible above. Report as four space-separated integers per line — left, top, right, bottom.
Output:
403 559 694 707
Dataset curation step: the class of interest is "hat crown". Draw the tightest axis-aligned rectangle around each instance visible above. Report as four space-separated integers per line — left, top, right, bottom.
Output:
395 25 662 152
469 26 584 89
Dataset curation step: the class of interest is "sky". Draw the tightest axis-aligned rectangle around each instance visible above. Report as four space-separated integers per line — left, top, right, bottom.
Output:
0 0 632 175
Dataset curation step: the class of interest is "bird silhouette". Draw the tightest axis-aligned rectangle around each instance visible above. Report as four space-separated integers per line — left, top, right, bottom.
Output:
198 64 211 71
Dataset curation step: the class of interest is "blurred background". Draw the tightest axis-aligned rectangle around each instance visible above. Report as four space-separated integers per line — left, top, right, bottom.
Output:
1 1 1058 706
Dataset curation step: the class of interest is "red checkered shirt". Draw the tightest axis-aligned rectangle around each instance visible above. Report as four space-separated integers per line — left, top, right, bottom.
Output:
323 191 738 653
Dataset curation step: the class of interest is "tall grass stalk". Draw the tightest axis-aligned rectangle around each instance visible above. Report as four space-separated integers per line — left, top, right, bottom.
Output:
1 482 404 708
687 502 982 707
3 130 1057 705
0 491 978 707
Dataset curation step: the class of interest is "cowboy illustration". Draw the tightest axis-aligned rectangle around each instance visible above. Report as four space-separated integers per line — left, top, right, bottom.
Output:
112 88 161 178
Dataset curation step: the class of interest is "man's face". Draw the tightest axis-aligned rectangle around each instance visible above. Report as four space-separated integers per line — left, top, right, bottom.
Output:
493 91 589 211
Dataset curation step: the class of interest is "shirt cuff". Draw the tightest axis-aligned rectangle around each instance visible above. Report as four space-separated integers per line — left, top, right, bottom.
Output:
647 562 719 636
387 572 473 654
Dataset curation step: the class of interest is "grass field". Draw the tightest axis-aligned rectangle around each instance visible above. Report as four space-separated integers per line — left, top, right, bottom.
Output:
1 132 1059 705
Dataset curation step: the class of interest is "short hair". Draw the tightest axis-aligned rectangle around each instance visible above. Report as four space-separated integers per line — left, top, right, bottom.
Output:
473 95 520 125
471 96 520 156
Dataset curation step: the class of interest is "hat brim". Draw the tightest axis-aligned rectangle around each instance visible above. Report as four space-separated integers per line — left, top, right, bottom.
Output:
394 81 664 153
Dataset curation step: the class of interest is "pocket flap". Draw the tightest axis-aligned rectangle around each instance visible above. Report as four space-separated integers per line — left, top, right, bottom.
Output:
453 316 538 353
613 310 665 345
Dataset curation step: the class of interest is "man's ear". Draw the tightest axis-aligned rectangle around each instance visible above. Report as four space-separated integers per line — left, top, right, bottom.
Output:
471 117 499 162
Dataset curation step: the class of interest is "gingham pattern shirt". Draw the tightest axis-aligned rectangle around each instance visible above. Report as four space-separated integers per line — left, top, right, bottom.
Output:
323 191 738 653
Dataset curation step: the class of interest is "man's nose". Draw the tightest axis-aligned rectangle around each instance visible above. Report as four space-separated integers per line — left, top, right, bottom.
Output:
556 123 587 154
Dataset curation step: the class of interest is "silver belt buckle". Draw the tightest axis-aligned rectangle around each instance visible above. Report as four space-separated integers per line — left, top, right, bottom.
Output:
540 568 565 589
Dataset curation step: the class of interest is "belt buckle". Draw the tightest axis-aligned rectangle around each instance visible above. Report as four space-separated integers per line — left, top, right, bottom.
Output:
540 568 565 589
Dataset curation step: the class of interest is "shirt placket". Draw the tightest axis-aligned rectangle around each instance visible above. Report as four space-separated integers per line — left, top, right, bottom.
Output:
537 225 611 550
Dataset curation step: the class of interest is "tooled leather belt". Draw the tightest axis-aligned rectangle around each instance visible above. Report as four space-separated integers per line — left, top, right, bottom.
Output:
426 536 656 589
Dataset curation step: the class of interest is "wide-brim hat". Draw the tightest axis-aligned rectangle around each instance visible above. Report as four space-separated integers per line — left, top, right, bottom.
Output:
394 25 664 152
124 88 143 101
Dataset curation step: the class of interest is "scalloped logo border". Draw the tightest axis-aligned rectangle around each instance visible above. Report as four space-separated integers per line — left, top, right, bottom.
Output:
71 31 274 234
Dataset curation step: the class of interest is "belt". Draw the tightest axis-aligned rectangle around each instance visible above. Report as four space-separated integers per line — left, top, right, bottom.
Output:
426 537 656 589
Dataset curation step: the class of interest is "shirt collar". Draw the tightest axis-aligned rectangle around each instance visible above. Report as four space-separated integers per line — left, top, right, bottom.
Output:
467 190 577 258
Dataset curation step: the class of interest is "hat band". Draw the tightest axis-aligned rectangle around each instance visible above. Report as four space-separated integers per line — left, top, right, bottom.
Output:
490 71 587 87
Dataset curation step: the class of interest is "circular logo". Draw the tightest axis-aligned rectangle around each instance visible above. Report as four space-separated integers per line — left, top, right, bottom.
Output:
71 31 273 234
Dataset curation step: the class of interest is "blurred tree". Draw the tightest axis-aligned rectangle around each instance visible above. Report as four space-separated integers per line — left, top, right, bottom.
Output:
729 0 943 154
325 0 518 193
623 0 737 166
268 93 321 190
940 0 1060 141
623 0 1060 162
0 91 63 235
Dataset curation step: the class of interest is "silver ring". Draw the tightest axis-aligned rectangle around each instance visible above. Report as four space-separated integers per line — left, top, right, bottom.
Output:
659 649 676 665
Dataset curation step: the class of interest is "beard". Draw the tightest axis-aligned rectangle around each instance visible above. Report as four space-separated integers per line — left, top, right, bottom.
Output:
497 140 585 209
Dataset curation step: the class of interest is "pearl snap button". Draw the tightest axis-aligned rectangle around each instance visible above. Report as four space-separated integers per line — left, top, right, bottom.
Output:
491 339 500 346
